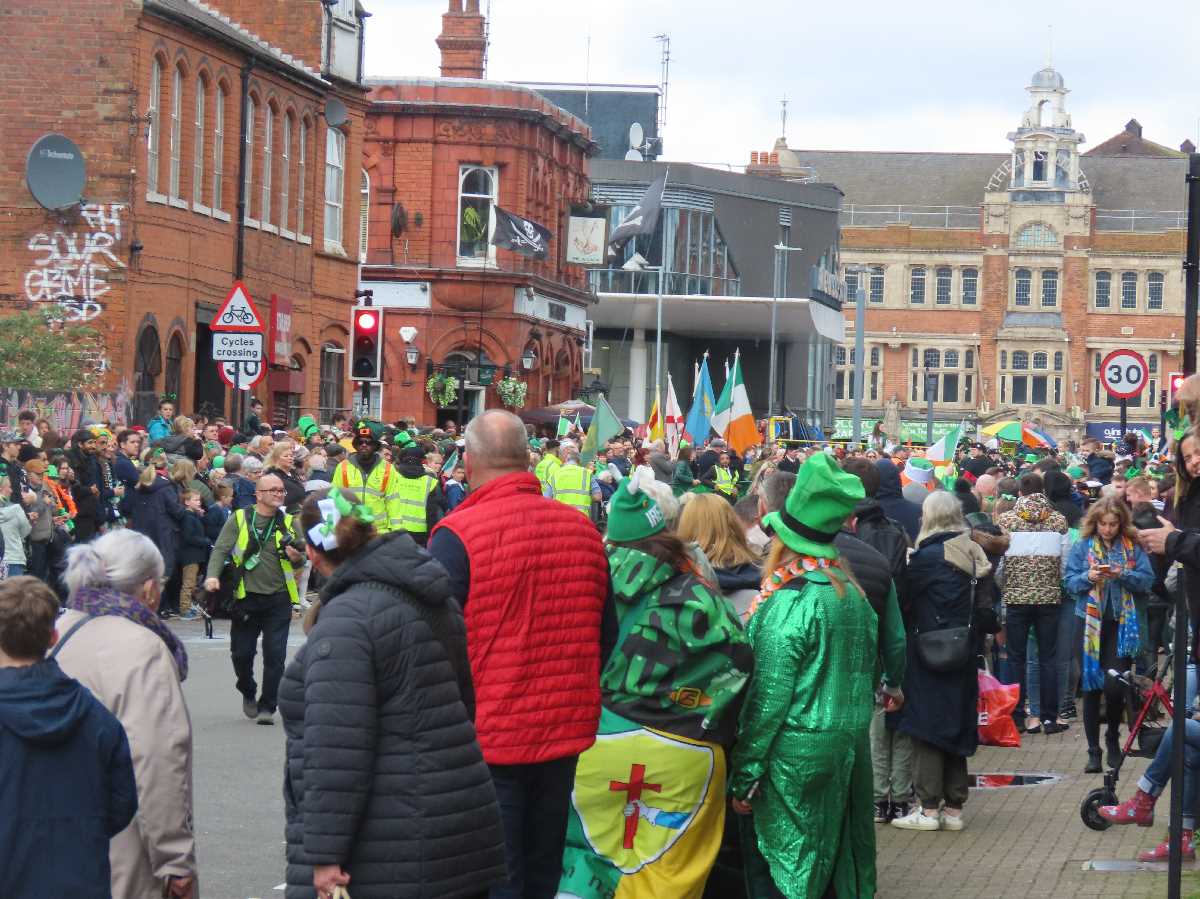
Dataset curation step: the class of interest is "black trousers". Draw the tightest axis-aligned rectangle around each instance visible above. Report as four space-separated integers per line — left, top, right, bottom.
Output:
487 754 578 899
1083 618 1130 750
229 591 292 712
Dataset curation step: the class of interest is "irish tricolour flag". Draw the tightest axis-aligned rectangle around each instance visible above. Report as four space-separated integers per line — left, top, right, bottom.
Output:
709 350 759 454
925 421 967 465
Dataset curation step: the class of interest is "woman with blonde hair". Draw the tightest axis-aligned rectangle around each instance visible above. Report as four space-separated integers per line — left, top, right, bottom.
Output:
169 458 214 508
677 492 762 619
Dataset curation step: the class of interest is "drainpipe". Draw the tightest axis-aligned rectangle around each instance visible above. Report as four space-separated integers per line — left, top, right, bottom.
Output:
234 59 253 280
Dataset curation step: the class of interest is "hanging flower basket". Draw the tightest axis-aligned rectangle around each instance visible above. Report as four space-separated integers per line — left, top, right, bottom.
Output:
495 376 528 410
426 373 458 408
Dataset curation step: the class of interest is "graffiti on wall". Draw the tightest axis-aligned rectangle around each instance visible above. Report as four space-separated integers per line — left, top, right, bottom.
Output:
1 387 131 432
24 204 125 322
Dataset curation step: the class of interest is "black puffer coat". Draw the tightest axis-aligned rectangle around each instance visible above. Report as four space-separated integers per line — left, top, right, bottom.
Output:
281 531 506 899
119 475 183 573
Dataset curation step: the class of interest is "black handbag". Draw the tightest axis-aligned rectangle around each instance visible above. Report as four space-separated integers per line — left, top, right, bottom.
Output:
914 559 978 673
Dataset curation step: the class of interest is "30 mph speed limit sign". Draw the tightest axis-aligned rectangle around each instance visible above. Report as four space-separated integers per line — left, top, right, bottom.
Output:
1100 349 1149 400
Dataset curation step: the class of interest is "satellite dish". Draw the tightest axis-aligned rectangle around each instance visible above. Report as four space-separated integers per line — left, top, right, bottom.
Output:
628 122 644 149
26 134 85 210
325 97 349 127
624 148 644 161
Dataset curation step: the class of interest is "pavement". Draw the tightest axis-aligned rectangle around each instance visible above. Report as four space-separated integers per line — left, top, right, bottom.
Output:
177 614 1198 898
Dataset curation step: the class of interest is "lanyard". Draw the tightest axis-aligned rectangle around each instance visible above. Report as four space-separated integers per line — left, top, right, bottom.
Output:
249 510 276 549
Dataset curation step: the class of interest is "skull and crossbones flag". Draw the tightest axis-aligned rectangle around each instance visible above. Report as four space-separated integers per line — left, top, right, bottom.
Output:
491 206 553 259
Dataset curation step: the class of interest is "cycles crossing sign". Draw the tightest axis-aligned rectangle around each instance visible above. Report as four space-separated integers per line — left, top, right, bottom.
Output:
1100 348 1149 400
212 281 264 332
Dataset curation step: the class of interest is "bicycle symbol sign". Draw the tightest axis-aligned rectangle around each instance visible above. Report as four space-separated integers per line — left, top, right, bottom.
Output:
1099 349 1148 401
211 281 263 333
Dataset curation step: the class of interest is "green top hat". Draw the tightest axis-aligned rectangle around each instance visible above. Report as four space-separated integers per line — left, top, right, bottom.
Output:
903 457 934 484
297 415 319 439
606 472 667 544
763 452 865 559
355 419 386 444
393 429 416 448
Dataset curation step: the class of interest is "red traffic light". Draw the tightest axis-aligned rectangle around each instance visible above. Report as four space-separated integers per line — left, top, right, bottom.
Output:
356 310 377 331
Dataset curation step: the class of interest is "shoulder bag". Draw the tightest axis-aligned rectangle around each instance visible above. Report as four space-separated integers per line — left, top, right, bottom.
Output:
914 558 978 673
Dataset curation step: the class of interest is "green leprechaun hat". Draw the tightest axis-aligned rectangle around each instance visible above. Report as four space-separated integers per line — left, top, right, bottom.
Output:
606 471 667 544
355 419 386 445
297 415 319 439
393 429 416 448
902 457 935 486
763 452 865 560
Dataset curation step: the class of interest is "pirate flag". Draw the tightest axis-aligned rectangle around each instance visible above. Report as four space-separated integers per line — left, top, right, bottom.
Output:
608 170 667 250
491 206 553 259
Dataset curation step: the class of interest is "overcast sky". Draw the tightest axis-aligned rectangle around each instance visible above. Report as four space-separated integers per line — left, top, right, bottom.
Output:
363 1 1200 166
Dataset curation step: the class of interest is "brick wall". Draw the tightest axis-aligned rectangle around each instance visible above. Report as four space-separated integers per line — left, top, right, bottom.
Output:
203 0 325 74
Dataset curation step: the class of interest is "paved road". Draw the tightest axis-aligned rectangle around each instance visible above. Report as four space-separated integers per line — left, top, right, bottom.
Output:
179 615 1196 898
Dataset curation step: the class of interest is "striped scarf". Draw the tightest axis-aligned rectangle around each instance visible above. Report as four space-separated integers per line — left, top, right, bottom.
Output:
1081 535 1139 692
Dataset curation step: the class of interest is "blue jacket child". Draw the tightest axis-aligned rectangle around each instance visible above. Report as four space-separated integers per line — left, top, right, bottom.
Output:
0 653 138 898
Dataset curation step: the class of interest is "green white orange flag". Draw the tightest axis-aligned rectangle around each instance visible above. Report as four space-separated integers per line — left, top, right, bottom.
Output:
581 393 623 464
925 421 966 465
440 449 459 478
709 350 759 454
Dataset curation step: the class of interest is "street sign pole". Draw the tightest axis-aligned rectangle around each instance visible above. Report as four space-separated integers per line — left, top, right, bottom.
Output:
1120 397 1127 438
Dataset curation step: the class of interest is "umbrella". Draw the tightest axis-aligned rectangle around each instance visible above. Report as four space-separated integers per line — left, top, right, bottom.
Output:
981 420 1054 448
1027 427 1057 449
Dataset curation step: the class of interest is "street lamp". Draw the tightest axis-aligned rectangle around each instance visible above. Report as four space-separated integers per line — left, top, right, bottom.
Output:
844 264 871 448
768 243 805 418
404 344 420 369
521 347 537 371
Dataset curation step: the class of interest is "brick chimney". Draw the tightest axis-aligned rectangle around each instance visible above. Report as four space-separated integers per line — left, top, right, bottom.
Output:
437 0 486 79
1182 139 1196 154
1125 118 1143 138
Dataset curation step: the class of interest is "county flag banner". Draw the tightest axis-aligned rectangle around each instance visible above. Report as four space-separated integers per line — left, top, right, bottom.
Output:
491 206 552 259
558 707 726 899
709 351 759 454
581 394 623 464
647 395 664 442
664 374 685 457
925 420 967 465
608 171 667 250
684 355 717 445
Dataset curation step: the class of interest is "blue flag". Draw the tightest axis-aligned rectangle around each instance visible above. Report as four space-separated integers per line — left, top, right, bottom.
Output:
684 354 717 443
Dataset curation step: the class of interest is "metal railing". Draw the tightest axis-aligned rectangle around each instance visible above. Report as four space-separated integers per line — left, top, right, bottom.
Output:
588 268 742 297
1094 209 1186 232
841 203 1187 233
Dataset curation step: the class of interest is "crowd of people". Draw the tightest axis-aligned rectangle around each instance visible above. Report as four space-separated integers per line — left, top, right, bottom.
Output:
5 385 1200 897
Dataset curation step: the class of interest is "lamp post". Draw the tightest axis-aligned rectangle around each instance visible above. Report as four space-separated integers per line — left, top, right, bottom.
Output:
845 265 870 448
768 243 805 418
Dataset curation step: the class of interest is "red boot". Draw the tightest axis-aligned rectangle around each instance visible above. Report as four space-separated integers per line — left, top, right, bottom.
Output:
1098 789 1157 827
1137 830 1195 862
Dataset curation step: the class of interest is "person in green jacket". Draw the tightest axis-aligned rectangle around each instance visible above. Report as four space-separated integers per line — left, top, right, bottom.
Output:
730 453 880 899
672 444 700 497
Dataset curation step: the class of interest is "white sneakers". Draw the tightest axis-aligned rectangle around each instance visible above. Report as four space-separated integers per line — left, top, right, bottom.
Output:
890 808 941 831
890 808 965 831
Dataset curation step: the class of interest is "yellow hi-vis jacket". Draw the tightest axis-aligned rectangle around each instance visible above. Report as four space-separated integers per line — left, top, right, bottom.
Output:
230 508 299 604
332 457 404 533
395 473 438 535
549 463 592 516
714 466 738 497
535 454 562 490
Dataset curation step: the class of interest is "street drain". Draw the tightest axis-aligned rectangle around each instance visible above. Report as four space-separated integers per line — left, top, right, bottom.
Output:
967 772 1061 788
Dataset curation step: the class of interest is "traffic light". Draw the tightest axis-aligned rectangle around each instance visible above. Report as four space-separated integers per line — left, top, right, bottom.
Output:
1169 372 1185 405
351 306 383 381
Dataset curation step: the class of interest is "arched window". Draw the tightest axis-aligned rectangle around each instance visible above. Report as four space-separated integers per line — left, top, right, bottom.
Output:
212 83 226 212
193 76 206 205
965 349 975 370
297 118 308 236
870 346 881 367
261 103 275 226
1032 351 1048 370
169 64 184 198
943 349 959 368
319 342 346 419
909 266 926 304
243 94 256 219
133 325 162 423
1095 271 1111 309
1148 272 1164 310
1011 350 1029 370
164 333 185 401
835 346 846 366
935 267 952 304
1014 268 1032 306
1041 269 1058 307
1149 353 1158 374
458 166 497 261
324 128 346 249
147 58 162 194
1000 351 1007 370
1121 271 1138 309
923 349 940 368
359 170 370 263
961 267 978 305
280 113 292 232
1015 223 1058 249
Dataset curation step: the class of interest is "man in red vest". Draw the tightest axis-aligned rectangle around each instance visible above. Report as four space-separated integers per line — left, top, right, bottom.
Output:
430 409 612 899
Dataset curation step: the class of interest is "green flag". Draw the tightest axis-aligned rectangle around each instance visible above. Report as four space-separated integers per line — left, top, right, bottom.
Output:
557 413 571 437
581 394 622 464
440 449 459 477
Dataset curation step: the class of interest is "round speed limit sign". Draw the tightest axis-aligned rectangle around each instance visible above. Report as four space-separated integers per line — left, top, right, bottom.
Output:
1100 349 1148 400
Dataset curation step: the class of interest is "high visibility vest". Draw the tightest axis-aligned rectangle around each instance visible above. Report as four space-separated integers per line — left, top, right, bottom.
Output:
396 473 437 534
535 454 562 489
550 464 592 516
714 466 737 497
230 508 299 605
334 457 400 533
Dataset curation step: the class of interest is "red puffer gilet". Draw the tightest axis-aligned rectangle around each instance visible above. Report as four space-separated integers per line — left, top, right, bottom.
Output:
431 471 608 765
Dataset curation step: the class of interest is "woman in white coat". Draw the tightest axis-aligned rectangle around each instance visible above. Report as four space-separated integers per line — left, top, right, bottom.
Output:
56 528 198 898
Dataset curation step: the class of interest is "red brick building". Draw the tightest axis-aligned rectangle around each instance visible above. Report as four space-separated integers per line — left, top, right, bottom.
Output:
359 0 596 424
753 67 1190 444
0 0 367 426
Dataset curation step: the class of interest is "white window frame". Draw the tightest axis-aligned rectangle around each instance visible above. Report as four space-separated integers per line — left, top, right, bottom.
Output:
243 95 256 225
869 265 884 303
297 120 308 241
961 267 978 306
147 59 163 200
280 115 292 237
1120 271 1138 310
910 345 973 407
168 65 183 202
1014 268 1032 307
1095 270 1111 309
324 128 346 252
1041 269 1058 307
935 266 952 305
1148 271 1164 311
261 106 274 230
359 169 370 262
212 85 226 216
192 77 207 213
457 165 498 265
908 265 925 304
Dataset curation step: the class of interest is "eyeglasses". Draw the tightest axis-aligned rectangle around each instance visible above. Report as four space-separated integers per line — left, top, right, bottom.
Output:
258 487 285 494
